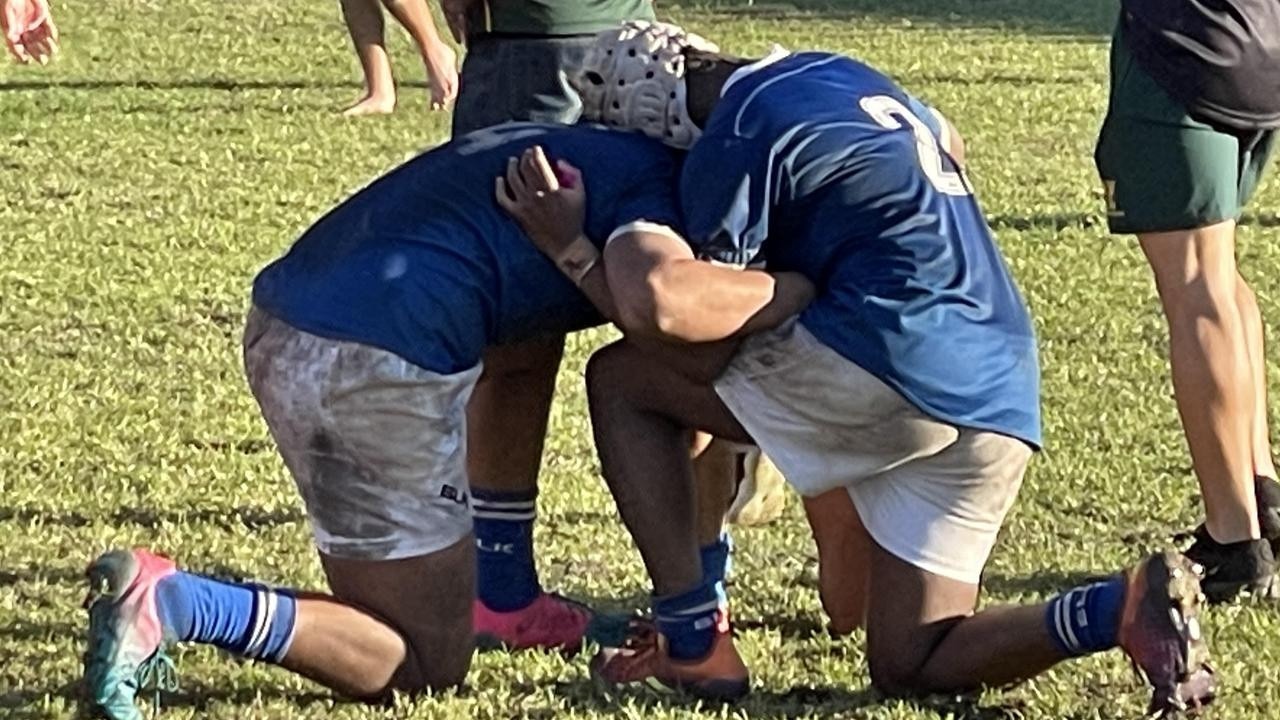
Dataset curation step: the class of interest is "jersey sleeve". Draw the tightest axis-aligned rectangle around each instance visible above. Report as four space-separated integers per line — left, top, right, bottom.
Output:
678 133 773 268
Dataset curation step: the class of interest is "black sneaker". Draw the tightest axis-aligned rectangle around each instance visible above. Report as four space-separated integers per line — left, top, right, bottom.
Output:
1183 535 1278 604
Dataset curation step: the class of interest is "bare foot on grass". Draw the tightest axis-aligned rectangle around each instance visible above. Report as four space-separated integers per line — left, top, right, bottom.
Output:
341 91 396 116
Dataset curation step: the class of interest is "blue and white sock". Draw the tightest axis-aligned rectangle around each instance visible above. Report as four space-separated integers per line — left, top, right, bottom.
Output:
156 572 297 663
654 581 721 661
472 488 541 612
700 532 733 604
1044 576 1125 657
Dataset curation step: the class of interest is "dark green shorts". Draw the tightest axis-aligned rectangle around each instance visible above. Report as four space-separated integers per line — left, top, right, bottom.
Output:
1094 27 1275 235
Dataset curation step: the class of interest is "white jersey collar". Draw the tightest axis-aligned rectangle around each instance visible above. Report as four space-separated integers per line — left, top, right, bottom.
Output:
720 45 792 98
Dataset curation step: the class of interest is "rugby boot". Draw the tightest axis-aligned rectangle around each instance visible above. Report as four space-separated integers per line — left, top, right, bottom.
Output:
82 549 180 720
1117 551 1215 718
589 615 749 702
474 591 594 653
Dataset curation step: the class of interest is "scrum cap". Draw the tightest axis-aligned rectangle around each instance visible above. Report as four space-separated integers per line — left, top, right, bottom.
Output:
574 21 718 148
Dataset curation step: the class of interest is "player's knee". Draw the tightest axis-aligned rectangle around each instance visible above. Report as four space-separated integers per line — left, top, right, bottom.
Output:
390 636 472 694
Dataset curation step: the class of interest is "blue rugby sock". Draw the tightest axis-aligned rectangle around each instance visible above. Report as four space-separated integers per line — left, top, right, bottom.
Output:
1044 576 1125 656
654 581 721 661
700 532 733 603
156 572 297 663
472 488 541 612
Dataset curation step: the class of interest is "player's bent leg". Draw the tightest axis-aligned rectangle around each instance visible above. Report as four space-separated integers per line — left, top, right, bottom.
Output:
585 340 751 701
1140 224 1277 599
83 541 474 719
863 540 1214 716
802 489 870 635
853 434 1213 715
466 335 595 652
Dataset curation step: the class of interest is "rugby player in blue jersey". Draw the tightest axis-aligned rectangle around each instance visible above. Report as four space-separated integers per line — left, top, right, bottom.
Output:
77 122 815 720
499 22 1217 716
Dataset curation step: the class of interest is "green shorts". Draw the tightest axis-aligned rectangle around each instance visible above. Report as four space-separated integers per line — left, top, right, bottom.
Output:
1094 26 1275 235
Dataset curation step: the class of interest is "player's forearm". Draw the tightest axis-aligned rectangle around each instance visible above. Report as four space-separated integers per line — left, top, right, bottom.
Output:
736 271 816 335
644 261 805 343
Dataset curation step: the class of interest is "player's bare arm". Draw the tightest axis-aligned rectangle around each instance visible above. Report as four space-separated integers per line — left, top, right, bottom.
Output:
498 145 814 343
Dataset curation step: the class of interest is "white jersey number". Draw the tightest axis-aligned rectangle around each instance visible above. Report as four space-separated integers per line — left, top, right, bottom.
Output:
858 95 972 196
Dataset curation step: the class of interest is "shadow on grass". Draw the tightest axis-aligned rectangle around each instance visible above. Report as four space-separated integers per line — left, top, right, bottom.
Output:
549 675 1024 719
6 676 1010 720
985 211 1280 232
982 569 1104 597
693 0 1115 37
735 613 829 639
0 679 339 718
0 505 304 531
0 78 432 92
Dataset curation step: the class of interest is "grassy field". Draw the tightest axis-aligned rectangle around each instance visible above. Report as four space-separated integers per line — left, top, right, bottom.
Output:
3 0 1279 717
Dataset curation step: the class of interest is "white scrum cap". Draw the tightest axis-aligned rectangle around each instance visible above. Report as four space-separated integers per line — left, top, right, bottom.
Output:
573 20 719 148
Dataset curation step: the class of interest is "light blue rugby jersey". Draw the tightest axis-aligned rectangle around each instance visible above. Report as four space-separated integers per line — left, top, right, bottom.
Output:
682 51 1042 447
253 123 683 374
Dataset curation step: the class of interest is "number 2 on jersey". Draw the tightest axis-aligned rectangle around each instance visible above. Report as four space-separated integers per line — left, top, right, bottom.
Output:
859 95 972 196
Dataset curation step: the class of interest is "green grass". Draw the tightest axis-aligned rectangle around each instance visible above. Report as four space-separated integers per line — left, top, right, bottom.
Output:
3 0 1278 717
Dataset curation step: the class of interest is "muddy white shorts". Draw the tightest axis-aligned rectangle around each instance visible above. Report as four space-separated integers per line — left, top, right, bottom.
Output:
714 318 1031 584
243 307 481 560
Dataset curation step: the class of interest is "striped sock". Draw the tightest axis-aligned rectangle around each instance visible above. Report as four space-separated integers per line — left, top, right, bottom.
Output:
1044 576 1124 657
654 581 722 661
472 488 541 612
156 572 297 663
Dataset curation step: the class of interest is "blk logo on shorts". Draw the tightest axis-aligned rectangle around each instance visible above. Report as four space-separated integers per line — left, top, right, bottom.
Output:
440 484 469 505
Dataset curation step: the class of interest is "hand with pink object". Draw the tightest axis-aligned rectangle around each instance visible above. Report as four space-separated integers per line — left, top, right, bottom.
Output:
2 0 58 64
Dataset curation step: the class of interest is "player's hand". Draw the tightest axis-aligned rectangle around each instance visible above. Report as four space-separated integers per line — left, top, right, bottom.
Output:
2 0 58 65
440 0 476 44
495 146 588 260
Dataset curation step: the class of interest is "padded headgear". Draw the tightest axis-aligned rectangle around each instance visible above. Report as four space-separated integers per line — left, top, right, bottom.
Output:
573 21 719 148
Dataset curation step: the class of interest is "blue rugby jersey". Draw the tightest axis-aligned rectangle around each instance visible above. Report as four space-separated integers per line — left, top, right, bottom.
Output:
253 123 682 374
682 52 1042 447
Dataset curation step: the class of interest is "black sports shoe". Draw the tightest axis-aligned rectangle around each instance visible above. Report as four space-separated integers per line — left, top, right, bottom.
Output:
1183 535 1278 604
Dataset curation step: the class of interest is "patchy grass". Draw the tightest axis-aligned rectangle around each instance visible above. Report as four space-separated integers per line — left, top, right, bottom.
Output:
2 1 1278 718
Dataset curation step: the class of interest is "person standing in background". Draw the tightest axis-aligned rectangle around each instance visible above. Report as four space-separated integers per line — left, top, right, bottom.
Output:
1094 1 1280 602
441 0 654 134
339 0 458 115
3 0 57 64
